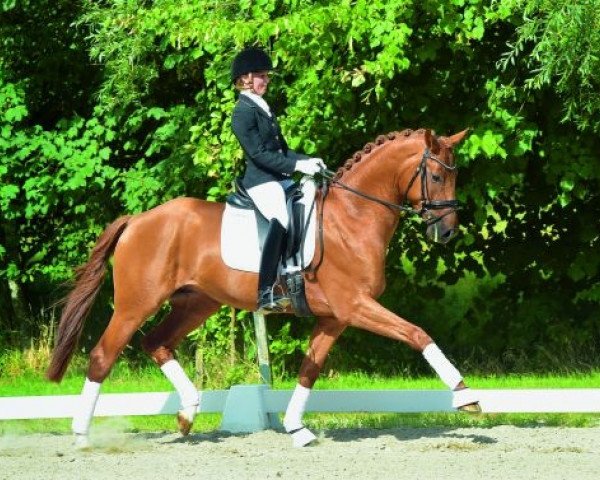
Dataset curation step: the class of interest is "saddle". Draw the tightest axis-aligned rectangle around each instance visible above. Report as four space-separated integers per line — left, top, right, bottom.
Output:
226 179 307 264
221 178 318 316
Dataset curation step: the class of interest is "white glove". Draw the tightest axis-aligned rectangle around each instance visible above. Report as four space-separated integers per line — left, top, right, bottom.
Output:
295 158 326 175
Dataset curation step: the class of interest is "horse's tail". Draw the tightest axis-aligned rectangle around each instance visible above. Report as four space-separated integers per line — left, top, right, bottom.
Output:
46 215 132 382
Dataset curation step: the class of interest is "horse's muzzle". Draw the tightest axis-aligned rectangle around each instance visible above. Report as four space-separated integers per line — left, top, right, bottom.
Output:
426 222 456 244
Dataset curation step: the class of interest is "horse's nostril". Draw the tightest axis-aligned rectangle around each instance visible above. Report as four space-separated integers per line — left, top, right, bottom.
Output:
441 228 455 243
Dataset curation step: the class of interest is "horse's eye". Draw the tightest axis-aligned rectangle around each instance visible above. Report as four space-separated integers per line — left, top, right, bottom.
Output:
431 174 443 183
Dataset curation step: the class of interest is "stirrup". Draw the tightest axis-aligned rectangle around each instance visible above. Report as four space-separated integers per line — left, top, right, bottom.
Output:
257 289 290 313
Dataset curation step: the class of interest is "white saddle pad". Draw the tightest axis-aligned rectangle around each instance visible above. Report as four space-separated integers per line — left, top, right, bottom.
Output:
221 179 317 273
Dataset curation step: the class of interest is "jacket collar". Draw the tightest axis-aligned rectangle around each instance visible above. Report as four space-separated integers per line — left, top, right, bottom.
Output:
238 95 275 120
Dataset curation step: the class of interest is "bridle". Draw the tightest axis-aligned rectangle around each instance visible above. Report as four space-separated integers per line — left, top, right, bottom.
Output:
321 147 460 226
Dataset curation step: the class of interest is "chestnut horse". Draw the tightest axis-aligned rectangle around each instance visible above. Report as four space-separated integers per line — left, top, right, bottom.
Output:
47 128 479 448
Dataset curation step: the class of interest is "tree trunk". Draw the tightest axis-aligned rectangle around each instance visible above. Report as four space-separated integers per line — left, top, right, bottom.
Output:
0 221 30 346
0 277 16 344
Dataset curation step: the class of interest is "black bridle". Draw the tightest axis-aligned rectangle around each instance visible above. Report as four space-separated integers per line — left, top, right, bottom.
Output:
321 148 460 226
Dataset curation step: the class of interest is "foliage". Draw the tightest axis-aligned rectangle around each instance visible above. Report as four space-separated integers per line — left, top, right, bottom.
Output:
499 0 600 131
0 0 598 374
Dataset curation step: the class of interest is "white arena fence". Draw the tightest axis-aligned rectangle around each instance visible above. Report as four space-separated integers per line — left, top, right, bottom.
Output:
2 314 598 433
1 385 599 433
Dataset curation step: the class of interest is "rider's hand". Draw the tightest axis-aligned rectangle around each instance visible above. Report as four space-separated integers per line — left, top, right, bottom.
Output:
295 158 325 175
310 158 326 170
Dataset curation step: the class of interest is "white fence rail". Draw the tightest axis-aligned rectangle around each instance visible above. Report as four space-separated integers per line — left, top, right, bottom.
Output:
2 386 599 432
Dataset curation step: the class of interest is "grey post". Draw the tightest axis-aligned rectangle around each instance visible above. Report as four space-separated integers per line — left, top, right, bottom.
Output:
253 312 273 386
252 312 282 429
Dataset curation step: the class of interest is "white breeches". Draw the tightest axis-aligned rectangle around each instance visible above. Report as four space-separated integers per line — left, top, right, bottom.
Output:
247 180 293 229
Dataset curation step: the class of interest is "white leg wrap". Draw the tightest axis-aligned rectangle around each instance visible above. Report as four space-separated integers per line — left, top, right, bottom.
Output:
73 434 91 449
289 427 317 448
283 384 311 432
422 343 463 390
179 405 197 421
72 378 101 435
284 384 317 446
160 359 199 409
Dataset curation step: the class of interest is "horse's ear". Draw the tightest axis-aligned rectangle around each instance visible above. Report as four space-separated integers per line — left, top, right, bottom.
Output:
424 129 441 154
443 129 470 147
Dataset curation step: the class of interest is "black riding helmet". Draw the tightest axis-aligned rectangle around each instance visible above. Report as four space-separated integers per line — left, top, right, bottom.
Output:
231 47 273 84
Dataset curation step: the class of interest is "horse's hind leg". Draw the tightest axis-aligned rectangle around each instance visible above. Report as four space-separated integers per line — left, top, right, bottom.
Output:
142 290 221 436
72 294 167 447
284 316 346 447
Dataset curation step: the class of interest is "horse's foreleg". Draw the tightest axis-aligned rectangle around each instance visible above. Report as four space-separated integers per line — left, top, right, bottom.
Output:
343 296 480 411
142 291 221 435
285 316 346 447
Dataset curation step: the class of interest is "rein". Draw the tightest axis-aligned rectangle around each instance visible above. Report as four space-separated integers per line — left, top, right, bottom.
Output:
321 148 460 226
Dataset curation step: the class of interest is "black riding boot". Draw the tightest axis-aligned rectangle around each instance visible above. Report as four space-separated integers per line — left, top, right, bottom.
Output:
257 219 289 312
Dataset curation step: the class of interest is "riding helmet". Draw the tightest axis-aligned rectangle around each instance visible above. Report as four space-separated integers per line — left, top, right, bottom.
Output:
231 47 273 83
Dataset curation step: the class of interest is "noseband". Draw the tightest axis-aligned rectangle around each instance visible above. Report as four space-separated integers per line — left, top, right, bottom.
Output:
323 148 460 226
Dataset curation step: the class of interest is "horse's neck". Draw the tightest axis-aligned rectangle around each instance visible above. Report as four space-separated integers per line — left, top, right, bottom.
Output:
325 144 407 250
340 147 400 200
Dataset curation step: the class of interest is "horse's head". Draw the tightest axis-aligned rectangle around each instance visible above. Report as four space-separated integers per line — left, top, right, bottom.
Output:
402 129 468 244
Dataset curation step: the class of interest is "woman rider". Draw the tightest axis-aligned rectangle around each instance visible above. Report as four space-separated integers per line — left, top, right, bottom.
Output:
230 46 325 313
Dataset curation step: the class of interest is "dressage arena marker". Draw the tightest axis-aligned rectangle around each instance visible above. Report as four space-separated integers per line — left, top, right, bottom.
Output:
1 387 599 432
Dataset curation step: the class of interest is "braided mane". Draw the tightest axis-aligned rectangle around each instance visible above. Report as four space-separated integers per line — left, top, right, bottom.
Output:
334 128 429 180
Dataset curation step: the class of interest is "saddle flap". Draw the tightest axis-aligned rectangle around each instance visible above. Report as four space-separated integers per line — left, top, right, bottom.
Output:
221 178 318 273
226 178 306 255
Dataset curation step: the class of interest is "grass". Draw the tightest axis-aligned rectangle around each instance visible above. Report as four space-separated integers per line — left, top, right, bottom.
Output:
1 368 599 434
0 366 176 397
2 366 599 396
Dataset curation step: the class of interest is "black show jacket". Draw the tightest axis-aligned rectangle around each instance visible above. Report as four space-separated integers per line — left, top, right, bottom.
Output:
231 95 310 189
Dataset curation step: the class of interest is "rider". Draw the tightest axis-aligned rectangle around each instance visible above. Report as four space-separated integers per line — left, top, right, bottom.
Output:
230 46 325 312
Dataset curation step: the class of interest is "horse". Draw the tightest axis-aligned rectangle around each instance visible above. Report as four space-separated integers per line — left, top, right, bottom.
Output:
47 127 479 448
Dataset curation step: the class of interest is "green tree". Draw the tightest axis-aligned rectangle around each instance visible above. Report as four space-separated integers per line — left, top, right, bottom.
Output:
0 0 598 373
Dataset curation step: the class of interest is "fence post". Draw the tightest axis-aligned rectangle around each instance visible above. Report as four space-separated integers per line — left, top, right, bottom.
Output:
252 312 282 430
253 312 273 386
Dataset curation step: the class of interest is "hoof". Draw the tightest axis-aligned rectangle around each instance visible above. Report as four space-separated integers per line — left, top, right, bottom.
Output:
177 409 194 436
73 434 91 450
452 387 481 412
458 402 482 414
288 426 317 448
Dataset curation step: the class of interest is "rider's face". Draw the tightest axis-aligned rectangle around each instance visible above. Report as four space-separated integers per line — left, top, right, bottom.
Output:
251 71 270 96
